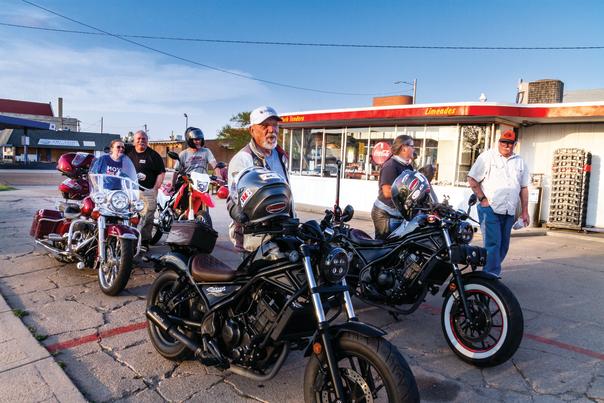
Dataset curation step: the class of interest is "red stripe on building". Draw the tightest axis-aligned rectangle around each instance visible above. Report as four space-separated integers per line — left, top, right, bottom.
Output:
280 104 604 124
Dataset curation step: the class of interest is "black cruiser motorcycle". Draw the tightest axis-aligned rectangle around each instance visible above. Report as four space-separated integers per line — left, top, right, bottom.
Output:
145 167 419 402
323 163 523 367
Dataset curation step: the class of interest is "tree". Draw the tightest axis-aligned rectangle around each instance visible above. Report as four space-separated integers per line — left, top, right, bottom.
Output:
216 111 251 151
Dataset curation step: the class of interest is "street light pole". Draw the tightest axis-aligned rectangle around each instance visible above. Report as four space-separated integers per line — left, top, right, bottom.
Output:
394 79 417 104
184 113 188 131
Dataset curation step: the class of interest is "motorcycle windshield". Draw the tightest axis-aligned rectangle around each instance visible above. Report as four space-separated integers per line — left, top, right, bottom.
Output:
88 174 140 215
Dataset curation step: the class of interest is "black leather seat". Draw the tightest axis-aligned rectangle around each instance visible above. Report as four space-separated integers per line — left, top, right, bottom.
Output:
190 254 237 282
347 228 385 247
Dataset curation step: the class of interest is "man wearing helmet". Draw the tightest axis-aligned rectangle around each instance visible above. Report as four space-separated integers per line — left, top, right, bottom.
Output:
371 135 415 239
173 127 217 180
227 106 290 252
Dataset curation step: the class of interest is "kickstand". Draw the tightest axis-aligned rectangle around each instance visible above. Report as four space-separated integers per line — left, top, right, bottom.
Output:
389 311 401 321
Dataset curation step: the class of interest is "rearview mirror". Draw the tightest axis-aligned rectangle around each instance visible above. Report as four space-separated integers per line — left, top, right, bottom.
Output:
342 205 354 222
468 193 477 207
167 151 180 161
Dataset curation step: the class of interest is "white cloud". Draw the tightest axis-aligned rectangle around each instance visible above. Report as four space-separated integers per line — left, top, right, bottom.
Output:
0 39 268 137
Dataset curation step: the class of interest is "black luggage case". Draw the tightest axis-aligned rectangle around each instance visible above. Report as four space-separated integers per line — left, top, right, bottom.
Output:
166 221 218 253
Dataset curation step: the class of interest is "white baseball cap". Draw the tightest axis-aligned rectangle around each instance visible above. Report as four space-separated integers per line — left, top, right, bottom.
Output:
250 106 282 125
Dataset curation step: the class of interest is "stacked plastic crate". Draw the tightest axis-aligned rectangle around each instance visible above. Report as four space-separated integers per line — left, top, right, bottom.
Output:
547 148 592 230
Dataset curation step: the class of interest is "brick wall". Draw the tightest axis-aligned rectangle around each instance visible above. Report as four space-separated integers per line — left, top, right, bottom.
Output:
528 79 564 103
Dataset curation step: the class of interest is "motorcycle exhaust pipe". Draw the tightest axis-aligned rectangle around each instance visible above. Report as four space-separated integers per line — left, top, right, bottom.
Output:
228 344 289 382
146 305 203 355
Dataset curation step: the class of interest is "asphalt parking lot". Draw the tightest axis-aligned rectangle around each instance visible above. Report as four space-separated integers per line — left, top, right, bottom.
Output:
0 171 603 402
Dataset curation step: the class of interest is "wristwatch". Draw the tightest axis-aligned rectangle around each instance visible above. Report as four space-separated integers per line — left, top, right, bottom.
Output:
478 195 487 202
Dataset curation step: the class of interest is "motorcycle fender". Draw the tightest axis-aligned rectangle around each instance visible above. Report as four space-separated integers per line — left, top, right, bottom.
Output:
442 270 500 297
303 321 386 357
198 191 214 208
158 252 189 274
106 224 137 240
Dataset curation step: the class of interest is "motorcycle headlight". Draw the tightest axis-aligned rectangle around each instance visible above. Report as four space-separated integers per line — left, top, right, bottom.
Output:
133 200 145 212
454 221 474 244
321 247 349 283
110 191 129 211
92 192 106 204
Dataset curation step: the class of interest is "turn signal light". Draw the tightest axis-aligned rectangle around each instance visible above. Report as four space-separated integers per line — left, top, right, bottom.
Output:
130 216 140 226
312 342 322 355
91 210 100 220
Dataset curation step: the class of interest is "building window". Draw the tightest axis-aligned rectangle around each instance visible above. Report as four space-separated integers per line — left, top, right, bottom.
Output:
282 129 291 159
324 128 343 177
368 126 398 180
344 127 369 179
290 129 302 175
301 128 324 176
457 125 487 185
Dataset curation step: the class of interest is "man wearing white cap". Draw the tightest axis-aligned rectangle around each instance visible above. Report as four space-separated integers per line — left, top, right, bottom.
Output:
227 106 290 252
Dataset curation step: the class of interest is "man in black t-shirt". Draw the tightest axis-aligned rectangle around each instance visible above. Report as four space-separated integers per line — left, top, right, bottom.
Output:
371 135 415 239
126 130 165 250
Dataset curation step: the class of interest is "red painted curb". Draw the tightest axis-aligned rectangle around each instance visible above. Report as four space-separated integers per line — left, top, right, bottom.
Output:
46 322 147 354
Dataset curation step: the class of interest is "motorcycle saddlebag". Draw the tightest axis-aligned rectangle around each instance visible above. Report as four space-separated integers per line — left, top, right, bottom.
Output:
450 244 487 266
30 209 63 238
166 221 218 253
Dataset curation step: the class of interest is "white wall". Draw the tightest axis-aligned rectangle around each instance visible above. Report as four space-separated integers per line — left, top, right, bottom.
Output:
520 123 604 228
290 175 475 218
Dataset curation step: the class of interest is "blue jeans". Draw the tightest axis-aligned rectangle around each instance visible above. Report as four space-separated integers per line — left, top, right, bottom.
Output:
477 205 515 276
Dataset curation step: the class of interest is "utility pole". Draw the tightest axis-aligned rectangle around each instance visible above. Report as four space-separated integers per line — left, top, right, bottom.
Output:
394 79 417 103
100 117 103 133
144 124 148 134
412 79 417 104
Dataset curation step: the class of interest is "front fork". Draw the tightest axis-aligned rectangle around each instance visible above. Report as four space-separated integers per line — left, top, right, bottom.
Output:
97 216 106 264
301 245 356 402
442 228 472 319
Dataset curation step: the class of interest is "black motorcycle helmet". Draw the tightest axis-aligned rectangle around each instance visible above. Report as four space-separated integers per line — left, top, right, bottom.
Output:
391 171 431 220
228 166 291 226
185 127 205 148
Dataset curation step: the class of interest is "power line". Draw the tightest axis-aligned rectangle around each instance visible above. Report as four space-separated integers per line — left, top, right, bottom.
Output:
2 20 603 51
16 1 399 96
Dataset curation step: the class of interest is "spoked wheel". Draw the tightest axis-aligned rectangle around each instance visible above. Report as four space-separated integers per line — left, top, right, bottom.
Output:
98 237 134 296
441 276 524 367
146 270 191 360
304 332 419 403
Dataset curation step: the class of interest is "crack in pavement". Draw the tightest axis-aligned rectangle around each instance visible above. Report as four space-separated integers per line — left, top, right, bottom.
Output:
221 379 269 403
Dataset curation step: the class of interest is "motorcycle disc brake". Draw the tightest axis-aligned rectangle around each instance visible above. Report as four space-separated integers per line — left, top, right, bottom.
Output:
321 367 373 402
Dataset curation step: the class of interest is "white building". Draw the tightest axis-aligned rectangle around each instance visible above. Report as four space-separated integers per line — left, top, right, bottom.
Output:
279 100 604 230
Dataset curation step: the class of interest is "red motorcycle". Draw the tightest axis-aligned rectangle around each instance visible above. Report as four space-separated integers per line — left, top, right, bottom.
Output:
30 153 143 295
149 151 226 245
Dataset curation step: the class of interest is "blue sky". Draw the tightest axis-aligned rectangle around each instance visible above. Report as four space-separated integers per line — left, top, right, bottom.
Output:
1 0 603 139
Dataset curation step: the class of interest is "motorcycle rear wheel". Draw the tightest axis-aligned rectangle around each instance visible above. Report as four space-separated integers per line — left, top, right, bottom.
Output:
146 270 191 360
303 332 419 403
98 237 134 296
441 276 524 367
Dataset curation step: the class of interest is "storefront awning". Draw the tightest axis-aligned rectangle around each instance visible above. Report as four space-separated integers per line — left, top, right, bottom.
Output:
0 114 55 130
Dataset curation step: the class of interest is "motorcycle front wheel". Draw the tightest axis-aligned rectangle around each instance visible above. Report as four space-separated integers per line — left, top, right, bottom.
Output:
146 270 191 360
303 332 419 403
441 276 524 367
149 223 163 246
98 237 134 296
196 210 212 228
